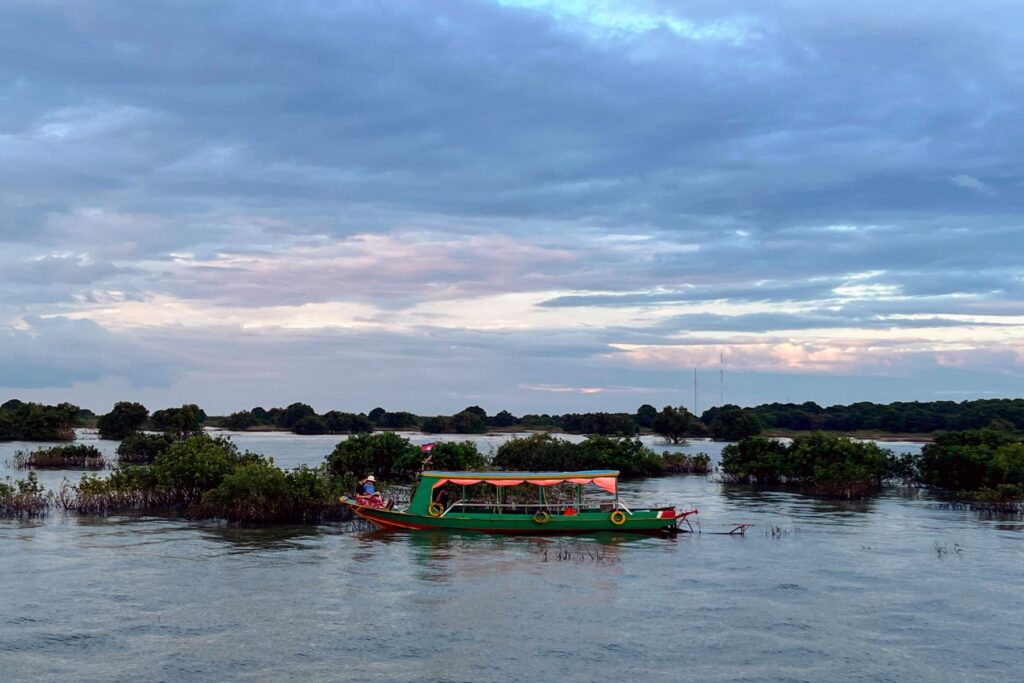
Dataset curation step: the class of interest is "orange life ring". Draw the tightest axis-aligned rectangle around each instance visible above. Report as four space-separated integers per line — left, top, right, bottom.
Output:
610 510 627 526
533 510 551 524
428 502 444 517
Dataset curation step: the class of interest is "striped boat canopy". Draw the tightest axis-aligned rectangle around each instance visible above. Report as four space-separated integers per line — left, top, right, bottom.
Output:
422 470 618 494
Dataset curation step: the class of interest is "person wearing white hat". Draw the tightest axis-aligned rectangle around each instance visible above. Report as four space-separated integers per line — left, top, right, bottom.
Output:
356 475 388 508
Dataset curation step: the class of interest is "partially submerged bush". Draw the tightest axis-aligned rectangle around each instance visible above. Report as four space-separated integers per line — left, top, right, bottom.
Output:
919 430 1024 499
58 434 353 522
721 434 892 498
13 445 106 470
116 433 174 465
198 463 352 523
662 452 711 474
493 434 663 478
0 472 50 517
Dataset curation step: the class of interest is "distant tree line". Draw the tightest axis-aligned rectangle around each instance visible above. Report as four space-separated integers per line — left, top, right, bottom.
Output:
730 398 1024 434
221 404 375 435
4 397 1024 444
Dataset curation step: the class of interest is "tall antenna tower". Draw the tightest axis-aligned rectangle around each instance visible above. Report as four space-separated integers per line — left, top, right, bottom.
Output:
693 368 698 416
720 349 724 406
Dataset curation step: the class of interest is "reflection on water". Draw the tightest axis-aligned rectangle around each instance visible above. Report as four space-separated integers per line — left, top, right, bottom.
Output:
2 432 1024 681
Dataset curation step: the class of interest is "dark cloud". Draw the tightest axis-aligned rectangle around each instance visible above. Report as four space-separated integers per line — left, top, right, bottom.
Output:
0 1 1022 406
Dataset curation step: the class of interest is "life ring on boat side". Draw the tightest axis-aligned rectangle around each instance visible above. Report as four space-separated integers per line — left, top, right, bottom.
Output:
532 511 551 524
428 502 444 517
609 510 627 526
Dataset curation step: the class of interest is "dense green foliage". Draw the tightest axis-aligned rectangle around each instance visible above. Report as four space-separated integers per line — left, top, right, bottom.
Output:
223 410 258 431
368 407 420 429
116 433 175 465
730 398 1024 434
721 430 1024 500
560 412 639 436
226 405 375 435
59 434 352 522
652 406 694 443
13 444 106 470
492 434 663 478
198 462 346 523
919 430 1024 499
422 407 489 434
423 441 488 472
151 404 206 437
721 434 892 498
327 432 434 481
635 404 658 429
706 405 764 441
0 400 79 441
97 402 149 439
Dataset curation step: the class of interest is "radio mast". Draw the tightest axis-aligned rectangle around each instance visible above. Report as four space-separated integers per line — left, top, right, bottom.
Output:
720 349 724 406
693 368 698 416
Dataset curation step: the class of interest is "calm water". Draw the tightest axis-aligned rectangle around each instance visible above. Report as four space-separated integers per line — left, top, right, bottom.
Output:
1 432 1022 682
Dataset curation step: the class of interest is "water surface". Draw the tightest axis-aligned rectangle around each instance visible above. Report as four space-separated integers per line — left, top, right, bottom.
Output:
2 432 1021 681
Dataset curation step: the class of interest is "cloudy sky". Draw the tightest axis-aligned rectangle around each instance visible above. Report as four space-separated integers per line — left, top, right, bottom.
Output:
2 0 1023 415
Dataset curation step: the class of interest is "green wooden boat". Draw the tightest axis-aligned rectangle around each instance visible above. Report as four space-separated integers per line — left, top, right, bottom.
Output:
340 469 697 535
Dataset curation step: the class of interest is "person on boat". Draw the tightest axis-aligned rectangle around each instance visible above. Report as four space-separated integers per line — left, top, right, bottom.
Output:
356 475 386 508
433 485 452 509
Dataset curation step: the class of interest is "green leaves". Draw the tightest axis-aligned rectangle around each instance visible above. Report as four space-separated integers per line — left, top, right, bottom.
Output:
97 402 149 440
493 434 662 477
721 433 892 498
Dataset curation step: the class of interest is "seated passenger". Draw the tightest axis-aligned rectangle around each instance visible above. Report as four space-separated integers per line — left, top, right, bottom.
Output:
356 475 387 508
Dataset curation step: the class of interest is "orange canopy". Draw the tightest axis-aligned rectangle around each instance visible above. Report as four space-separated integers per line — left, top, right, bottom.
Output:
423 470 618 495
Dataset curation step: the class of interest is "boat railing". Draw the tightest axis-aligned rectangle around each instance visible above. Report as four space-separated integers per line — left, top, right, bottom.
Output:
439 500 630 516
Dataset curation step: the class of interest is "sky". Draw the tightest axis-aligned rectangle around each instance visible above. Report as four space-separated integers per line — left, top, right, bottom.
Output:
1 0 1023 416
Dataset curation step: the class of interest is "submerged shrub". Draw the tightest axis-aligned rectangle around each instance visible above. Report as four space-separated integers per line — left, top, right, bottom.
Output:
199 464 353 523
721 434 892 498
920 430 1024 498
0 472 50 517
662 452 711 474
116 433 174 465
720 437 788 484
13 444 106 470
200 462 297 522
493 434 662 478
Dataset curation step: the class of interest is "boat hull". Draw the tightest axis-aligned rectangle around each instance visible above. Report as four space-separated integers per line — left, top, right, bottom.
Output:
346 502 680 535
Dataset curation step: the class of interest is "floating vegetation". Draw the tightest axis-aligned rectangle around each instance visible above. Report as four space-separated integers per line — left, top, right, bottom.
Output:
935 542 963 558
539 540 614 563
12 445 106 470
662 452 711 474
933 500 1024 515
0 472 51 518
764 526 800 539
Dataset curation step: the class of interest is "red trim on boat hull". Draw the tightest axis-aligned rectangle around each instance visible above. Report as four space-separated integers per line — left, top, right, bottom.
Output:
351 506 676 536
